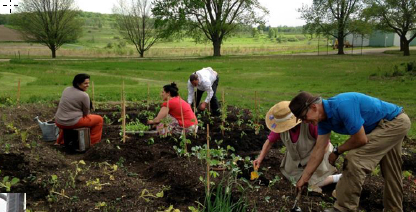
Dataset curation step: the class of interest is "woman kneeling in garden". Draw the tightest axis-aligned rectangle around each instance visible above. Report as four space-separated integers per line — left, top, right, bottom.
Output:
55 73 103 146
148 82 198 136
253 101 341 192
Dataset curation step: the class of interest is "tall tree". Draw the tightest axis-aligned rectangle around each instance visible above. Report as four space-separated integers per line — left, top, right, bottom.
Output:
152 0 268 56
113 0 160 58
14 0 82 58
365 0 416 56
299 0 362 55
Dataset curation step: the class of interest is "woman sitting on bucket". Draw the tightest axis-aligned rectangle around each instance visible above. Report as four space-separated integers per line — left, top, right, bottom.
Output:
55 73 103 146
148 82 198 136
253 101 341 192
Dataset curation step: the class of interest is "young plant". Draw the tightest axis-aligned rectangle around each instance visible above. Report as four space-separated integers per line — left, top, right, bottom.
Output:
67 160 86 189
0 170 20 192
139 187 166 202
202 172 250 212
268 175 282 188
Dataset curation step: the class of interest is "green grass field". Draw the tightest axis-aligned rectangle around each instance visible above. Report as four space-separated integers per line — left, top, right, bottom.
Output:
1 54 416 138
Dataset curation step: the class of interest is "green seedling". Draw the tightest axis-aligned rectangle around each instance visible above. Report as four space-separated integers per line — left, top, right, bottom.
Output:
0 170 20 192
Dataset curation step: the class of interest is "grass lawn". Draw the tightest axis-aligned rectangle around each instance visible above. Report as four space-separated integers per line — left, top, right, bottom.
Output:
1 54 416 138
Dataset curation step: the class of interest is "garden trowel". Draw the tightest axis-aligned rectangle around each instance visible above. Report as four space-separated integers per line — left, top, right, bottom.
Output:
291 189 302 212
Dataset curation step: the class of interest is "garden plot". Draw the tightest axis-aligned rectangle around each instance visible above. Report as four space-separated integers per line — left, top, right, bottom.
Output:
0 102 415 211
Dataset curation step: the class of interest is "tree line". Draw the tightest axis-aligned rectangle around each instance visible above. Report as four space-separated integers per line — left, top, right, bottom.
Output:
3 0 416 58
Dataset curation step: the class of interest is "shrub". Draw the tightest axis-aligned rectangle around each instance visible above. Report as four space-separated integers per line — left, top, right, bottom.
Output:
106 42 113 49
295 35 306 41
287 37 298 42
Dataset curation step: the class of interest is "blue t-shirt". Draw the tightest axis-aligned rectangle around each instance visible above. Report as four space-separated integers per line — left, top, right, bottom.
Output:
318 92 402 135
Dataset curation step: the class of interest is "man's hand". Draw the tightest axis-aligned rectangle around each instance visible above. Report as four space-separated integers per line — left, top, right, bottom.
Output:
199 102 207 111
328 152 339 166
147 120 154 125
296 175 309 193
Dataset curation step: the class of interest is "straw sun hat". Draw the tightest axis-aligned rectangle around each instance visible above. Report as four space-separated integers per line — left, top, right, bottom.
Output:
265 101 301 133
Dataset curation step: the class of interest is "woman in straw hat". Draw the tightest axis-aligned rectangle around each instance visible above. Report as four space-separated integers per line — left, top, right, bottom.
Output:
253 101 341 191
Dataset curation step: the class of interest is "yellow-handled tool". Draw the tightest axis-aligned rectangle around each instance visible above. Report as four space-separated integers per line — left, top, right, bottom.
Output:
250 165 259 181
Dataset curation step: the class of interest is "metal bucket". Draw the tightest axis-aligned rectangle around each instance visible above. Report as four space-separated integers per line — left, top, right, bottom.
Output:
34 116 59 142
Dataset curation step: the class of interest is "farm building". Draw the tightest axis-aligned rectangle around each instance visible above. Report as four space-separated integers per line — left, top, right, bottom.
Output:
344 30 416 47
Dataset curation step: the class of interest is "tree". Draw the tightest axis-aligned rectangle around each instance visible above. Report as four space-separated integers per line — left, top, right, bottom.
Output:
299 0 363 54
268 28 276 39
14 0 82 58
365 0 416 56
113 0 161 58
152 0 268 56
349 18 374 54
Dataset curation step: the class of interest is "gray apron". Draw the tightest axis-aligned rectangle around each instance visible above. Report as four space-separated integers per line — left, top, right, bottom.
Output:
280 123 337 185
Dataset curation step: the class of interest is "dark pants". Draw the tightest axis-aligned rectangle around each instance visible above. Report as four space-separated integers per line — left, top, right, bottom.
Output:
195 76 220 116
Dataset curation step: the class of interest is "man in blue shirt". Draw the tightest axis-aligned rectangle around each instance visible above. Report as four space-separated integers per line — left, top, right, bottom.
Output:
289 92 411 212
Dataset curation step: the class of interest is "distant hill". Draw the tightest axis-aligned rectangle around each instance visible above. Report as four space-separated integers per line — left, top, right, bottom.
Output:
0 25 24 41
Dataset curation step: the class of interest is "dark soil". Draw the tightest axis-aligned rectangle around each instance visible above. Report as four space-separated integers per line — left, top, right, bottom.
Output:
0 102 415 211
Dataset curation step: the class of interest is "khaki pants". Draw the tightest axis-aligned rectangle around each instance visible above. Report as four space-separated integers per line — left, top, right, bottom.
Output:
334 113 411 212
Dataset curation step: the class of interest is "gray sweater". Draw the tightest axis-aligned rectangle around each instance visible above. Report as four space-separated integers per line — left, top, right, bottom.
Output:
55 87 90 126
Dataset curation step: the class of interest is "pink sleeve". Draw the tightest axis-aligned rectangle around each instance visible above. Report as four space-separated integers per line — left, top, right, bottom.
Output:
309 124 318 139
268 131 280 143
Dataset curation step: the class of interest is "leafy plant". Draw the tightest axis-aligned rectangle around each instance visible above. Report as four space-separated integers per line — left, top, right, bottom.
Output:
403 170 413 180
202 173 251 212
86 178 110 191
139 188 166 202
268 175 281 188
125 119 149 132
103 115 112 125
67 160 86 189
371 165 381 176
0 170 20 192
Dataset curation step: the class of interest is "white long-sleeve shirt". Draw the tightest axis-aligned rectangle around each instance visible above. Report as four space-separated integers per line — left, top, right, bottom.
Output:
187 67 218 104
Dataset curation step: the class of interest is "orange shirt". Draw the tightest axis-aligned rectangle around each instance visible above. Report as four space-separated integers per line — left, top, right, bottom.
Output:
162 97 197 128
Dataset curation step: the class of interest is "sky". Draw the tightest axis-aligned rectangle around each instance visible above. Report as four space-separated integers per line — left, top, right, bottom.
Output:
1 0 312 27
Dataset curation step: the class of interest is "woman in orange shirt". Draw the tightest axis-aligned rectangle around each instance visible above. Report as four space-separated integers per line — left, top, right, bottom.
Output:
148 82 198 136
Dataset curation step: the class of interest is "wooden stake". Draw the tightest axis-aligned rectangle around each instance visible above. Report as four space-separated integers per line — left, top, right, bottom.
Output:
194 89 197 139
206 124 210 194
122 81 126 143
193 89 197 113
17 78 21 105
147 83 150 109
221 90 225 136
179 95 187 152
91 81 95 111
255 91 258 125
